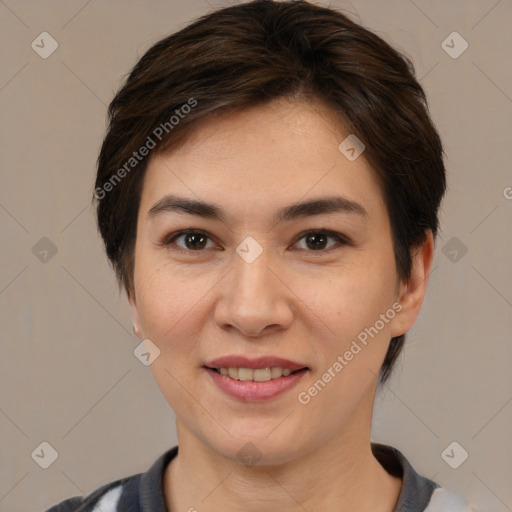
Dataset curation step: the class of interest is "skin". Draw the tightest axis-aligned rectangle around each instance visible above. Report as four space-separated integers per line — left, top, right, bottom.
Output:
128 97 434 512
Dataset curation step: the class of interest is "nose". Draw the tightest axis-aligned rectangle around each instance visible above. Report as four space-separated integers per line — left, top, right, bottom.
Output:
214 245 293 338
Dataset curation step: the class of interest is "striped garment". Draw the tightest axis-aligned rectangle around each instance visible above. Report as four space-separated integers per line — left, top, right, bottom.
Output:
44 444 474 512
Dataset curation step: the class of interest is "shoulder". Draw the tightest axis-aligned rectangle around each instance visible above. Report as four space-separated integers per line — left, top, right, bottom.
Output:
44 445 179 512
43 478 132 512
371 443 474 512
424 488 478 512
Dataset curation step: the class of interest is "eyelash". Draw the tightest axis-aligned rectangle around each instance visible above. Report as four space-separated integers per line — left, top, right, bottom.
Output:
159 228 350 254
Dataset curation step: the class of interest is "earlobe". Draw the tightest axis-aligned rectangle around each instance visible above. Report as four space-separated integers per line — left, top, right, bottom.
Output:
390 231 435 338
127 286 142 339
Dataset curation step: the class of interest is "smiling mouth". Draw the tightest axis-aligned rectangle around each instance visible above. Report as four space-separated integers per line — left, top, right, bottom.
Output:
206 366 308 382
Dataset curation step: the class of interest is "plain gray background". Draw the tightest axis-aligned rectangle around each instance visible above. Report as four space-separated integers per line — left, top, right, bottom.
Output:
1 1 511 511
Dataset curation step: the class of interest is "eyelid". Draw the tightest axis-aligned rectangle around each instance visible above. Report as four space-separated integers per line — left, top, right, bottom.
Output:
159 229 218 250
290 229 351 249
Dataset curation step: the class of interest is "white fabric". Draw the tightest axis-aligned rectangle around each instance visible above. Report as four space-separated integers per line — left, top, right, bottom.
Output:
424 488 477 512
90 485 123 512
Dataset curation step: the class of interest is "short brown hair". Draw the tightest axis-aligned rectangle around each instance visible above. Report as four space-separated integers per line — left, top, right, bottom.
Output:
94 0 446 383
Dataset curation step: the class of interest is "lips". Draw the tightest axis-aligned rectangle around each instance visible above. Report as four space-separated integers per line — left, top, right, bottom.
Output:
205 367 308 401
204 355 308 371
203 355 309 401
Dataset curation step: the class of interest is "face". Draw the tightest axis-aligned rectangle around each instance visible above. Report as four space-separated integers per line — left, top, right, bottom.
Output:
129 98 425 465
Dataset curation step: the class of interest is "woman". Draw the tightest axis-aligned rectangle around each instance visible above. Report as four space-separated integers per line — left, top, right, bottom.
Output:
47 0 472 510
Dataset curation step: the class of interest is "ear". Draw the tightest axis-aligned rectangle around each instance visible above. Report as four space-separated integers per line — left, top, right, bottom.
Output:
126 285 142 338
390 231 435 338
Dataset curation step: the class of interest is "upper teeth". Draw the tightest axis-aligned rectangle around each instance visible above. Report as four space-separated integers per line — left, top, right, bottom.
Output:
218 367 294 381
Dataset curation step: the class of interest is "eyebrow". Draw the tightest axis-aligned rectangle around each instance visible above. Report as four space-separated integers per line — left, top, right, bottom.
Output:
147 194 368 224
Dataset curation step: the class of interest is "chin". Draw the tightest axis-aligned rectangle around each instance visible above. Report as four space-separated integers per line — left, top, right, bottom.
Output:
204 431 312 468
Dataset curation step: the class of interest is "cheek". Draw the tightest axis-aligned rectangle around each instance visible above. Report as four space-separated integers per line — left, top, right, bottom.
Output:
294 259 397 340
133 254 217 354
134 262 209 400
292 265 398 407
292 272 397 418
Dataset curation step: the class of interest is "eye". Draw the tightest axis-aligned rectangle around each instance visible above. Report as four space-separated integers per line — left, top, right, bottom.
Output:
292 230 349 252
160 228 349 253
161 229 217 251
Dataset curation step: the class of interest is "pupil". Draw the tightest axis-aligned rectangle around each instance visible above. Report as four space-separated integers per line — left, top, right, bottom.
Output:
186 233 207 249
306 233 327 250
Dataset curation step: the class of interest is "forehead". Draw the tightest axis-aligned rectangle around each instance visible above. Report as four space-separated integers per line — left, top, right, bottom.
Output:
139 98 387 225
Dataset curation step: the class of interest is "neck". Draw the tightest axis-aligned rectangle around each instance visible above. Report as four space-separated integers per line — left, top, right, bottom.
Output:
164 402 401 511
